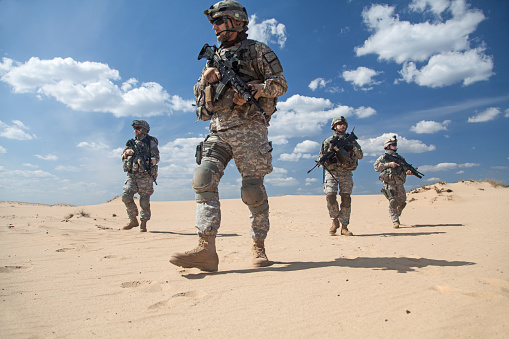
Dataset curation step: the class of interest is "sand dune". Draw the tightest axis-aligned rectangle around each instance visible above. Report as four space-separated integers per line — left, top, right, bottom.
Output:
1 181 508 338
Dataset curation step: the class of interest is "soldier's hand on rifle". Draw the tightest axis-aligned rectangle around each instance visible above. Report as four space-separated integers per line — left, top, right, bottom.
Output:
233 83 262 106
388 162 399 168
201 67 221 84
137 158 150 166
122 149 134 159
406 170 413 175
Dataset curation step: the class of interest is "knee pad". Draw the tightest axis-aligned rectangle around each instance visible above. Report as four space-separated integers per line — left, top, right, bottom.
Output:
241 177 268 212
193 162 219 200
340 193 351 208
326 194 337 205
121 192 133 204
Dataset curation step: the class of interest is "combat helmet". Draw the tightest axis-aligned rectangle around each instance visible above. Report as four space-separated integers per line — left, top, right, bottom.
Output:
384 135 397 149
204 0 249 32
132 119 150 133
331 116 348 130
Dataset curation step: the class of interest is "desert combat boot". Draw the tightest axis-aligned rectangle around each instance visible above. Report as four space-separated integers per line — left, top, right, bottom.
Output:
170 234 219 272
140 220 147 232
341 224 353 236
123 216 139 230
252 240 270 267
329 218 340 235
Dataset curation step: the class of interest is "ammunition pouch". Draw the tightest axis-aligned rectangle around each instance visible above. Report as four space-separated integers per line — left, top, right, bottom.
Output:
201 140 232 168
123 155 134 173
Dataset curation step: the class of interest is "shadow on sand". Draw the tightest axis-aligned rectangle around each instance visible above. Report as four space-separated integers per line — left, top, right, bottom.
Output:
181 256 475 279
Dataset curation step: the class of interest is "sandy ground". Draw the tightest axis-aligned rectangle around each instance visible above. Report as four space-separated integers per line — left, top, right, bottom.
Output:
1 180 508 338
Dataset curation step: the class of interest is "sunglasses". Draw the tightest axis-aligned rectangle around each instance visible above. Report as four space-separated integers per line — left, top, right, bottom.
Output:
212 17 227 26
133 126 142 131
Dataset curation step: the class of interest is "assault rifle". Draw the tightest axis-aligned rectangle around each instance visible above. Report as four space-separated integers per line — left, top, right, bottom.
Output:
198 43 265 115
307 129 358 175
384 153 424 179
126 138 158 185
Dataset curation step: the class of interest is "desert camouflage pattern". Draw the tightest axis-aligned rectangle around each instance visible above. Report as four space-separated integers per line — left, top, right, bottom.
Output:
195 121 273 240
323 170 353 225
374 150 408 222
194 39 287 131
121 135 159 221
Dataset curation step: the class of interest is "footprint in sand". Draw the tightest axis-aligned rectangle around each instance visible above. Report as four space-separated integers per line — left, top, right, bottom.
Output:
171 290 207 299
120 280 153 288
0 265 33 273
56 247 76 252
102 255 123 260
147 290 208 310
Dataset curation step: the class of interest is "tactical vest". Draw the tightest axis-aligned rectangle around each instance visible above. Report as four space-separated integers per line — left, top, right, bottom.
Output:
197 39 278 122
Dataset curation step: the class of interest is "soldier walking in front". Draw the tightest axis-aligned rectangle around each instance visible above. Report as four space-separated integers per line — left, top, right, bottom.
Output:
121 120 159 232
319 116 363 236
169 0 287 271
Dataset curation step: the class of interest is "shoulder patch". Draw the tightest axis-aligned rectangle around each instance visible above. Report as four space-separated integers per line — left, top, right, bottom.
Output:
263 51 283 74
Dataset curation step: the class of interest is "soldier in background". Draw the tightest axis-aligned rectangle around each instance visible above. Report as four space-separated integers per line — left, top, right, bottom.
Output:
121 120 159 232
170 0 287 272
319 116 363 236
374 136 413 228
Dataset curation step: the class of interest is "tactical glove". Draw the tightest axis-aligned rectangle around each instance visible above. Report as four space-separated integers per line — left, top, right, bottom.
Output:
201 67 221 84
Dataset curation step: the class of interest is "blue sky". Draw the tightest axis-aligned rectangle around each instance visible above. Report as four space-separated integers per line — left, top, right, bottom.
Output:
1 0 508 205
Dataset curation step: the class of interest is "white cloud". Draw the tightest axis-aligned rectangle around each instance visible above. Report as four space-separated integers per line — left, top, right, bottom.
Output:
399 48 494 87
0 57 193 117
355 1 493 88
409 0 450 17
356 1 485 63
8 169 58 178
308 78 330 91
294 140 320 154
0 120 37 140
35 154 58 161
77 141 110 150
505 109 509 118
248 15 287 48
467 107 501 123
269 94 376 144
410 120 450 133
265 176 299 187
159 137 203 177
0 145 6 154
419 162 480 172
354 106 377 118
305 178 318 186
360 133 436 156
279 139 319 162
342 66 381 89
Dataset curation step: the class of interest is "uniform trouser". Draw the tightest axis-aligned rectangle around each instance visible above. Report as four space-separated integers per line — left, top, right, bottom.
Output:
193 122 273 241
122 173 154 221
323 169 353 225
383 181 407 222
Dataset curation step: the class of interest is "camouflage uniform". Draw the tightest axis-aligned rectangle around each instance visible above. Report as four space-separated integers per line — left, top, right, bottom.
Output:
319 131 363 226
374 150 408 223
193 39 287 240
122 134 159 222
